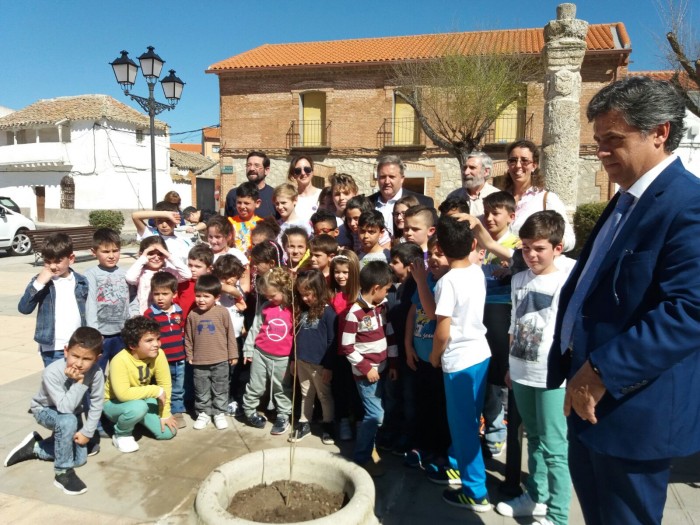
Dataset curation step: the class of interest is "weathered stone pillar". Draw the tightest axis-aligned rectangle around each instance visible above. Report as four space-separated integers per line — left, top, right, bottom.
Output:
541 3 588 213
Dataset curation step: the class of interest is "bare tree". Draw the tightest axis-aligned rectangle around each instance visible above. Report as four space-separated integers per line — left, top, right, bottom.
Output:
392 47 538 166
657 0 699 116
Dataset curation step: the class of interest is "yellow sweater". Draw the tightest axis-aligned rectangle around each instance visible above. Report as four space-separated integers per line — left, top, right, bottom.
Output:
104 349 172 418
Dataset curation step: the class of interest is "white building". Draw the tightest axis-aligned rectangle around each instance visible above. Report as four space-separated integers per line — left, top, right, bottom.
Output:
0 94 190 222
678 105 700 177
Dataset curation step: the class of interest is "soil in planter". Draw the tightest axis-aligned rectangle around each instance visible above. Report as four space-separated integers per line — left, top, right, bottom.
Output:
227 480 348 523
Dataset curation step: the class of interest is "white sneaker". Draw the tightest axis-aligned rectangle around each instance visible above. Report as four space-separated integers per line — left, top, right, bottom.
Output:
496 492 547 518
112 435 139 453
532 519 555 525
213 413 229 430
193 413 210 430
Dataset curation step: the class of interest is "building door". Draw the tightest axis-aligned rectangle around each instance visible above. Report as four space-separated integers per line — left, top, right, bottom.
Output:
301 92 326 146
35 186 45 222
394 95 419 145
196 178 216 211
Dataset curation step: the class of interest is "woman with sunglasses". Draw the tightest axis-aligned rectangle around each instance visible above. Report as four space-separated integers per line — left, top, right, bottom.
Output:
287 155 323 224
503 140 575 251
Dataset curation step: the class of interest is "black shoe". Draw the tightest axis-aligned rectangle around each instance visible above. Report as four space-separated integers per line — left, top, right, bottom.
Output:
4 432 40 467
246 413 266 429
270 416 290 435
321 422 335 445
54 468 87 495
288 422 311 442
87 442 100 457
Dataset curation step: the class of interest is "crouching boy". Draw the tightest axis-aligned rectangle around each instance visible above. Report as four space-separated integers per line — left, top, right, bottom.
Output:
103 316 178 453
4 327 104 496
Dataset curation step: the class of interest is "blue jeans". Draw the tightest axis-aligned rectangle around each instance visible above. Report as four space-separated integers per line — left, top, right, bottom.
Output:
169 360 186 414
483 383 507 449
33 407 87 472
41 350 64 368
444 358 490 500
98 334 124 371
354 374 385 464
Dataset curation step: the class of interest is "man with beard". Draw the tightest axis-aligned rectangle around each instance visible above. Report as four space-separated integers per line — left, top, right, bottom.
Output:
446 152 499 220
225 151 276 219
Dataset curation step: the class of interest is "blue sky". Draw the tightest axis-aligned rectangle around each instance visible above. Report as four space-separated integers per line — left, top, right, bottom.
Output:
1 0 685 143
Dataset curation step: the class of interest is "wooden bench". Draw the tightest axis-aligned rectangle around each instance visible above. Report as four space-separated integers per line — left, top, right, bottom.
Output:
26 226 97 266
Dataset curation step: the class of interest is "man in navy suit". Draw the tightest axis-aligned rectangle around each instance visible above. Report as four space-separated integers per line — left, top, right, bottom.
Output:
368 154 434 235
550 77 700 524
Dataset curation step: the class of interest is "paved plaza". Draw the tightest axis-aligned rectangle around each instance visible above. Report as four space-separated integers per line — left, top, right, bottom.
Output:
0 246 697 523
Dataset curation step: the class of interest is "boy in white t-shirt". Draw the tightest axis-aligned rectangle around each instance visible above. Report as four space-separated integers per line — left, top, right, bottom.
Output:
496 211 573 525
132 201 193 264
430 215 492 513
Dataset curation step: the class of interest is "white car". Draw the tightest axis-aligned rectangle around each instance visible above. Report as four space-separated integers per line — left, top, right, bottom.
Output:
0 202 35 255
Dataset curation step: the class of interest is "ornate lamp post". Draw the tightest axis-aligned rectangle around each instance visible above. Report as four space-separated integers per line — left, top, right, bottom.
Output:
110 46 185 208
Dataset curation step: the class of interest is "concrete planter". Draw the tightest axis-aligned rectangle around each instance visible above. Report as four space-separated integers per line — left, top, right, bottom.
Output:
195 447 378 525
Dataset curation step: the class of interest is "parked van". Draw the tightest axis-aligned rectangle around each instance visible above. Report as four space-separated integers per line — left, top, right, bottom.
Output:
0 201 35 255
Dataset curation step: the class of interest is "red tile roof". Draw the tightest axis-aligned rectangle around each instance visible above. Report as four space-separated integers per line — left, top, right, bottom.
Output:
171 143 201 153
629 70 699 91
203 126 220 140
208 23 630 72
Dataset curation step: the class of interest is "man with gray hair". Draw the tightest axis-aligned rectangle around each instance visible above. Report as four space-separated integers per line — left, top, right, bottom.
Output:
446 151 499 219
549 76 700 524
368 154 434 236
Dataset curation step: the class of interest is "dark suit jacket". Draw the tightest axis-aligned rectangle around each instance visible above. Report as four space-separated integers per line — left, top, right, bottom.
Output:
368 188 434 209
549 158 700 460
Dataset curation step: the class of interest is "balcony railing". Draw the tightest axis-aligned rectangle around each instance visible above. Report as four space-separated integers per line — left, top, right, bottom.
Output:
481 112 534 145
286 120 332 149
0 142 71 170
377 117 424 148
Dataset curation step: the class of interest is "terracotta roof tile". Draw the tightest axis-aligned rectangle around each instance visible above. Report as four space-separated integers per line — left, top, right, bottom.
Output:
172 143 201 153
0 94 168 131
170 148 217 173
208 23 630 72
629 70 699 91
203 126 220 140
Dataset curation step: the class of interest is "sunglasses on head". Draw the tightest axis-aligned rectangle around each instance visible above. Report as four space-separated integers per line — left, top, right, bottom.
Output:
293 166 313 176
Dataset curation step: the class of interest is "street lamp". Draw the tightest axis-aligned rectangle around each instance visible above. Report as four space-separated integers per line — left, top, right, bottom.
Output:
110 47 185 208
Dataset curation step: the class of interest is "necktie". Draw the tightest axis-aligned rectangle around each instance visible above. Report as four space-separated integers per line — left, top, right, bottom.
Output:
559 191 636 353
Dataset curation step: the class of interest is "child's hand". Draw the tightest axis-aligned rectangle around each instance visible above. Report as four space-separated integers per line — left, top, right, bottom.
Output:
64 365 84 383
169 211 181 225
366 368 380 383
229 357 238 366
160 416 178 434
73 431 90 446
410 258 427 280
244 357 252 364
322 369 332 384
504 370 512 389
389 368 398 381
188 359 193 365
36 266 54 285
429 351 442 369
405 346 419 371
235 301 247 312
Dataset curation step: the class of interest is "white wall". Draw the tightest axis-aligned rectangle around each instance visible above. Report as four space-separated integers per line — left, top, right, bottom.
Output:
678 109 700 177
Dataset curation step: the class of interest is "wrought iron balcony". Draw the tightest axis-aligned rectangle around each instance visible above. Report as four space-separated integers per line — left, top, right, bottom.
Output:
286 120 331 149
377 117 424 148
481 112 534 145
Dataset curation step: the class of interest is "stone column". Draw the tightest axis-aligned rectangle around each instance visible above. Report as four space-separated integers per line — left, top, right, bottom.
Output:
540 3 588 213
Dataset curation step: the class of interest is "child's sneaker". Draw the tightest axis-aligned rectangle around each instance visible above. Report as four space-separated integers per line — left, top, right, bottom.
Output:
213 414 229 430
338 418 353 441
4 431 40 467
112 435 139 453
173 413 187 429
495 492 547 518
442 489 491 512
321 422 335 445
54 468 87 495
245 413 266 428
193 413 211 430
270 416 290 435
288 421 311 442
425 463 462 486
87 441 100 457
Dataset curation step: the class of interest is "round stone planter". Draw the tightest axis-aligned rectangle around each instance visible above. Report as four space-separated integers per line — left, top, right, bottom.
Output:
195 447 378 525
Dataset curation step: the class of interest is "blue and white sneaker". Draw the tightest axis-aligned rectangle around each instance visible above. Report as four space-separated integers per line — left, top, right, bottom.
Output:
425 463 462 486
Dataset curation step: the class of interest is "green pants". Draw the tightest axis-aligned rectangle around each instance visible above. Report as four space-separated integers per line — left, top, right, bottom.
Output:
242 347 292 418
103 398 175 440
512 382 571 525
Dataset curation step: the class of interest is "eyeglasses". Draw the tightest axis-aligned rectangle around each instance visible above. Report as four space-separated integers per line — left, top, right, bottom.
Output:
293 166 313 176
507 157 534 167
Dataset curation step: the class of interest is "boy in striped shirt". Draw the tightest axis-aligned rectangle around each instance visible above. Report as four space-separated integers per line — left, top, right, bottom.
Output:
340 261 398 477
144 272 187 428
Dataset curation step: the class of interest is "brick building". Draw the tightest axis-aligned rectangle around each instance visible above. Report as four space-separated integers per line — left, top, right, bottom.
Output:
207 23 631 208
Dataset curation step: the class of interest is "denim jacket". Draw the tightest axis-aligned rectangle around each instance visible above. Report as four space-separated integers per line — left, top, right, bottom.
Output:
18 269 89 346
